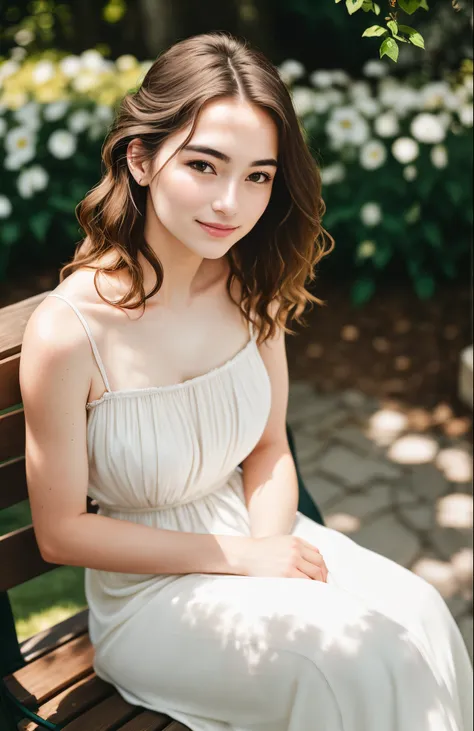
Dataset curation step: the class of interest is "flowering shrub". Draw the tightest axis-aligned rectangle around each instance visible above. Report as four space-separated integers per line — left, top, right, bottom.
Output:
0 49 472 302
279 58 473 303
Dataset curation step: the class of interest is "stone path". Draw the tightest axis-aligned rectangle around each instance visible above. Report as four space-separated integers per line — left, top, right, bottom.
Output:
288 381 473 662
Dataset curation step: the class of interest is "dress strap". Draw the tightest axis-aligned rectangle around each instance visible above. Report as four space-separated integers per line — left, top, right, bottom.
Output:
48 293 112 393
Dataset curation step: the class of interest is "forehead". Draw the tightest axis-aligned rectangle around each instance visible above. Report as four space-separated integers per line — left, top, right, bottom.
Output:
165 98 279 159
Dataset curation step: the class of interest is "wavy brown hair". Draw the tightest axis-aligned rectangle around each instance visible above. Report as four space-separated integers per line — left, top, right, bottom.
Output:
59 30 334 344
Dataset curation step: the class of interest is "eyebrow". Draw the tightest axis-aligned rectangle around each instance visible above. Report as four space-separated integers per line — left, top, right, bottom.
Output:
182 144 278 168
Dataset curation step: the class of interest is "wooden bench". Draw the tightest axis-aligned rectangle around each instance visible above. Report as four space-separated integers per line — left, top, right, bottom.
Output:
0 291 324 731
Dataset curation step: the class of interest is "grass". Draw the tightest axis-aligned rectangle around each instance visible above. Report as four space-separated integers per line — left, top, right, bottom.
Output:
1 500 87 643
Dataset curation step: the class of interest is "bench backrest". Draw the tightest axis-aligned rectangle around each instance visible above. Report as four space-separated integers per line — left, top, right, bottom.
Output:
0 292 98 677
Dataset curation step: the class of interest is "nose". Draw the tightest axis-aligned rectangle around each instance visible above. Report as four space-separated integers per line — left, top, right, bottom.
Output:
211 180 238 217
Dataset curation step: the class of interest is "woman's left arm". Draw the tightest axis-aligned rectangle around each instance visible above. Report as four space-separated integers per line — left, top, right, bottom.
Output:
241 303 299 538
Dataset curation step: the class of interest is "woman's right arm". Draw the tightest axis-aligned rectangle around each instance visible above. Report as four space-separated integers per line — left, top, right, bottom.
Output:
19 299 249 576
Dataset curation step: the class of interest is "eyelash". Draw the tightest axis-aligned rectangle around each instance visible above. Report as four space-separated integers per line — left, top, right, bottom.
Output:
186 160 273 185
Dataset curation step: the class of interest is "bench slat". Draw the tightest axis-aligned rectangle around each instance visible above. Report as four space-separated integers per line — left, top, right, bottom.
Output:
20 608 89 665
0 525 57 592
4 632 94 708
0 408 25 463
118 713 187 730
0 292 48 361
19 673 113 731
61 693 140 730
0 353 21 412
0 457 28 511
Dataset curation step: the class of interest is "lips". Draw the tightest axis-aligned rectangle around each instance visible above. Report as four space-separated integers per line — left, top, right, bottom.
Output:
196 220 238 231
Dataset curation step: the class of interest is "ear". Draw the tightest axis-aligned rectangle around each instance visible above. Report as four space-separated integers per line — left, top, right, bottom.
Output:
126 139 151 186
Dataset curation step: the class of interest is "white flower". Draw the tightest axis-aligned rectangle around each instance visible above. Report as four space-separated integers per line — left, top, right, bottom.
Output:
80 49 107 72
325 89 344 107
430 144 448 169
349 81 372 100
403 165 418 181
68 109 92 133
331 70 350 86
354 96 381 118
14 28 34 46
13 101 40 130
359 140 387 170
380 83 419 117
43 100 70 121
309 70 334 89
0 118 6 137
59 55 82 77
420 81 451 110
391 137 419 164
0 60 20 82
0 195 12 218
326 107 370 147
320 162 346 185
463 75 473 94
357 240 376 258
32 60 55 85
410 112 446 144
10 46 27 62
360 202 382 227
278 59 305 85
312 93 331 114
116 54 138 72
17 165 49 198
362 60 389 78
4 126 36 169
71 72 99 93
459 104 473 127
374 111 399 138
94 104 114 123
291 87 317 116
47 129 77 159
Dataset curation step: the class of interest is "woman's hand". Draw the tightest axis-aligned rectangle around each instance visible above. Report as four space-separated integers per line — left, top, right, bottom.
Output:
242 535 328 582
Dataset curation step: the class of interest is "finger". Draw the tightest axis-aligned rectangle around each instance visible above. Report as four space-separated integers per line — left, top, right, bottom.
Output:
301 549 328 582
299 539 321 554
297 557 324 582
290 567 313 579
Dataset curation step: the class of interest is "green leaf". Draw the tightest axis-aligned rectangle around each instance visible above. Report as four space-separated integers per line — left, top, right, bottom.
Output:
346 0 364 15
446 180 464 205
387 20 398 36
380 37 399 62
362 24 388 37
0 221 21 246
51 195 76 213
414 275 435 300
352 277 375 305
398 24 425 48
373 245 392 269
373 3 381 15
398 0 423 14
422 221 442 249
29 211 52 242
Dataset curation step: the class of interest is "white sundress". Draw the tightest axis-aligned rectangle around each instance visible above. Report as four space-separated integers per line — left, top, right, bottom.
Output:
49 292 473 731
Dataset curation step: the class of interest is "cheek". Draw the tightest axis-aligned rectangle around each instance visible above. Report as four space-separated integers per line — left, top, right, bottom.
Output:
155 169 206 212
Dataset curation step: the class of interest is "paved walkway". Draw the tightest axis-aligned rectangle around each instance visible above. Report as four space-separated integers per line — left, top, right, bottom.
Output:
288 381 473 661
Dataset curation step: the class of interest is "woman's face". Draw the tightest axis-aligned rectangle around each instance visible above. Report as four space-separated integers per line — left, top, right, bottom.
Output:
131 97 279 259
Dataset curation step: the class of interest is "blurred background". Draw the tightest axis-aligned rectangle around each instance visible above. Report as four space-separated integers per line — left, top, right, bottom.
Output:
0 1 472 655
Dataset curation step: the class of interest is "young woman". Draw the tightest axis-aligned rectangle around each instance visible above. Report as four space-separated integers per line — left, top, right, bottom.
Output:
20 31 472 731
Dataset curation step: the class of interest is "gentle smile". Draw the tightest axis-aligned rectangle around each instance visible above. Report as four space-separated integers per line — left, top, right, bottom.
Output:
196 220 239 238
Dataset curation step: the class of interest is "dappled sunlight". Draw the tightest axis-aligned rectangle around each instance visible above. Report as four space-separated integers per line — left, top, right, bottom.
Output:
435 448 473 483
324 512 361 534
411 557 459 598
367 408 408 446
436 493 473 529
388 434 439 464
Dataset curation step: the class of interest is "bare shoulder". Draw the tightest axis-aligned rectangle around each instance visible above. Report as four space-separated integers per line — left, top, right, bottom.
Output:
20 271 99 408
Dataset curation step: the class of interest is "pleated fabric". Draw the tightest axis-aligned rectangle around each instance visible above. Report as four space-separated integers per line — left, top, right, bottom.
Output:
48 292 473 731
